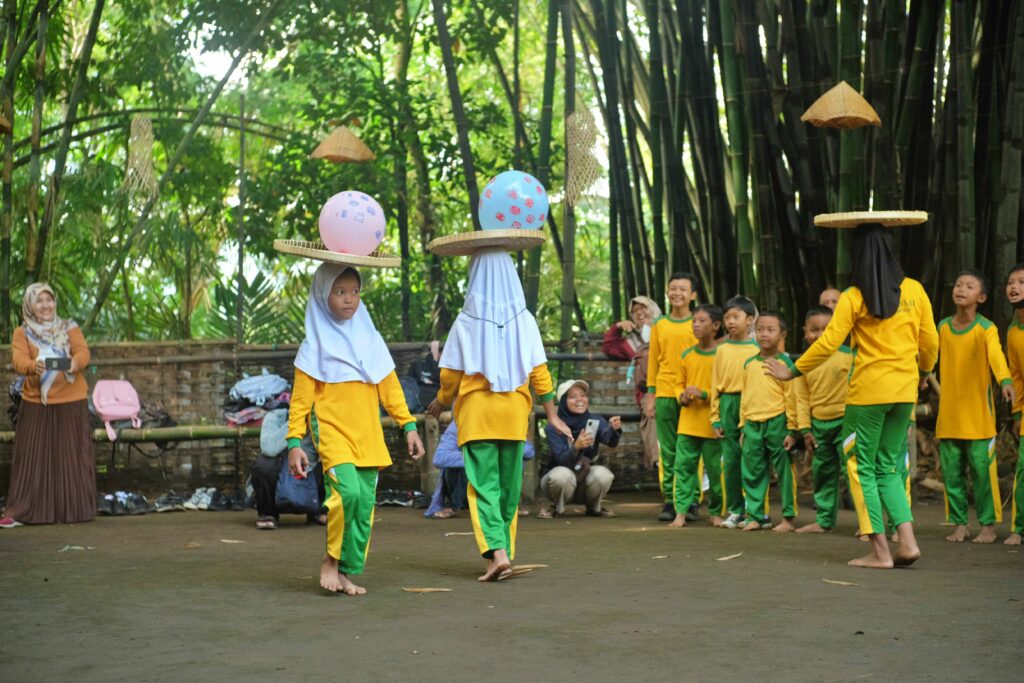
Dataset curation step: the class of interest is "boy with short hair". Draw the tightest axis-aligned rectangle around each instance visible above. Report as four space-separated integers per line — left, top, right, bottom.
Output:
791 306 852 533
644 272 699 521
936 269 1015 544
1004 263 1024 546
737 311 799 531
819 287 841 310
710 296 759 528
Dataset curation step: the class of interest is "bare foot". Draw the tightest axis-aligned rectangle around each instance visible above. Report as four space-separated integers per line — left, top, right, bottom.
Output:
796 522 829 534
741 520 762 531
320 554 343 592
710 515 723 527
972 525 997 544
478 549 511 582
337 572 366 595
892 547 921 567
1004 533 1022 546
945 525 970 542
890 530 899 543
848 552 894 569
772 518 796 533
668 514 686 528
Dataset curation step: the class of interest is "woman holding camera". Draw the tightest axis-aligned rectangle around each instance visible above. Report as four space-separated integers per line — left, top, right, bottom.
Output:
1 283 93 528
539 380 622 518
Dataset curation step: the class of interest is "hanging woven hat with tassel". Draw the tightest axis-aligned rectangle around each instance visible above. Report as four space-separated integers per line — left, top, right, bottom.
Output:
801 81 881 129
309 126 376 163
813 210 928 228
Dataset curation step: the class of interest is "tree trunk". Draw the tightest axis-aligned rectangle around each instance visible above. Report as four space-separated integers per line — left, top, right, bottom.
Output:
0 0 16 340
560 0 576 344
25 0 47 283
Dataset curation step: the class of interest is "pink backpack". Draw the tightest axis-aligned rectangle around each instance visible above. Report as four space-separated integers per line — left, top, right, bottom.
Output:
92 380 142 441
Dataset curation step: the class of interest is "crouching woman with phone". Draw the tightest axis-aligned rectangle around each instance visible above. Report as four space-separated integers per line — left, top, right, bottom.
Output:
539 380 622 518
1 283 94 528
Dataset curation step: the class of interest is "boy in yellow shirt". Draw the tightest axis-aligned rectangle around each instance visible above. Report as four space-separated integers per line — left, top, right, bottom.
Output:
710 296 759 528
791 307 852 533
670 304 724 527
936 269 1015 543
644 272 699 521
1004 263 1024 546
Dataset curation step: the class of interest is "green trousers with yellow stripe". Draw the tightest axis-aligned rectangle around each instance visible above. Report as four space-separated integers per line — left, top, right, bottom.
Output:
673 434 723 515
718 393 744 516
740 413 797 521
463 440 523 560
843 403 914 536
655 397 682 504
939 438 1002 526
809 417 844 529
1012 436 1024 534
323 464 378 575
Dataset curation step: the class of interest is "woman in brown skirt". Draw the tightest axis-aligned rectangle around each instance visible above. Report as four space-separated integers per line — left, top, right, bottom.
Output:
0 283 94 527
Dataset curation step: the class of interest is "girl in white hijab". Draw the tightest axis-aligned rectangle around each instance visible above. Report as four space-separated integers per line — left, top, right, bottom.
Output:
428 249 571 582
286 263 425 595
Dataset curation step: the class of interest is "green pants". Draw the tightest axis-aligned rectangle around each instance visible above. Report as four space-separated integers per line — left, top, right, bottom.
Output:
741 413 795 521
809 417 844 529
463 440 524 559
673 434 722 515
655 397 681 504
843 403 914 536
940 438 1002 526
1012 437 1024 534
323 464 378 575
718 393 744 516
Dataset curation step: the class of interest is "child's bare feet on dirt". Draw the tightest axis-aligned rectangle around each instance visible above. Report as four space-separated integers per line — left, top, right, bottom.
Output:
945 525 970 542
771 518 795 533
478 549 511 582
848 551 894 569
320 554 343 592
741 520 762 531
796 522 828 533
1004 532 1022 546
710 515 723 527
337 573 366 595
890 530 900 543
668 514 686 528
892 546 921 567
972 525 997 544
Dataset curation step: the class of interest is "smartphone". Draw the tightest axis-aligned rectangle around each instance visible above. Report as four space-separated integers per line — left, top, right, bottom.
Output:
584 418 600 440
44 357 71 372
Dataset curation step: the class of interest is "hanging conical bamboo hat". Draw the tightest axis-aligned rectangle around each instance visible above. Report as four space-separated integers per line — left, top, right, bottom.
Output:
814 210 928 228
801 81 881 129
309 126 376 163
0 114 11 134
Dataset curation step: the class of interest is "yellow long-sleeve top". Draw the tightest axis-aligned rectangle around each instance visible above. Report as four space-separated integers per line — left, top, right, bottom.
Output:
934 315 1013 440
792 345 852 431
674 344 716 438
286 368 416 470
740 353 799 427
646 315 697 398
794 279 939 405
1008 318 1024 420
709 338 759 428
437 364 555 447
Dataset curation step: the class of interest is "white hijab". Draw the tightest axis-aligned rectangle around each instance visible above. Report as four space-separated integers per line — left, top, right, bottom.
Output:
440 248 547 392
293 263 395 384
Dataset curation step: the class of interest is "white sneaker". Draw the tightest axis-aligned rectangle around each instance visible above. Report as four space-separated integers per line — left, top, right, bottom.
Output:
720 513 744 529
196 488 215 511
183 488 204 510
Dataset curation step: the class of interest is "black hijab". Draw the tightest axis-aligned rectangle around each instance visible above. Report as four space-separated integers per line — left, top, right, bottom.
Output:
557 393 591 436
851 223 905 319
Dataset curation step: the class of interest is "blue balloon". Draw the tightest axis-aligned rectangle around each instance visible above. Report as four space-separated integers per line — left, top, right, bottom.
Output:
478 170 548 230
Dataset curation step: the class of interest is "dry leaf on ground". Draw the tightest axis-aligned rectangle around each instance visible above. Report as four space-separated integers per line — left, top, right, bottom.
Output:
220 539 245 544
716 552 743 561
822 578 859 587
402 587 452 593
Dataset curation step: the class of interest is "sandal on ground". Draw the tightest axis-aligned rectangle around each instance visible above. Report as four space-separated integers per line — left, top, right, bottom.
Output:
255 516 277 530
586 508 617 518
537 507 556 519
429 508 456 519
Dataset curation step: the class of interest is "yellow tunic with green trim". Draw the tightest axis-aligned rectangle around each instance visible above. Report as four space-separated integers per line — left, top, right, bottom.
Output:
674 344 716 438
709 339 759 426
740 353 799 428
1008 318 1024 420
795 279 939 405
935 315 1013 440
437 364 555 447
646 315 697 398
287 368 416 470
792 346 852 431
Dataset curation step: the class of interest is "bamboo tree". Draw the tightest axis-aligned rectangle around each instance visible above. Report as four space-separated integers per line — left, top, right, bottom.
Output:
394 1 413 340
24 0 47 283
951 0 976 269
643 0 666 299
835 0 864 286
560 0 575 344
0 0 16 340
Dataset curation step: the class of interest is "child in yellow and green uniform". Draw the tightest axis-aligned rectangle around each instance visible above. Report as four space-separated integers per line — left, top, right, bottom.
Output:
427 249 570 582
936 269 1014 544
792 306 852 533
644 272 699 521
286 264 426 596
710 296 759 528
669 304 724 527
737 311 799 531
1004 263 1024 546
767 218 938 569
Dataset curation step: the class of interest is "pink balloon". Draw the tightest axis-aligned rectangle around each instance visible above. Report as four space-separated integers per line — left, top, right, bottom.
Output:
318 191 385 256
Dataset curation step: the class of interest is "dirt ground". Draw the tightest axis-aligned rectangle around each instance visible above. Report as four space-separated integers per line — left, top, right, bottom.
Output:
1 491 1021 682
